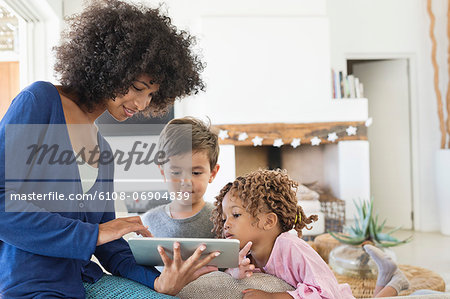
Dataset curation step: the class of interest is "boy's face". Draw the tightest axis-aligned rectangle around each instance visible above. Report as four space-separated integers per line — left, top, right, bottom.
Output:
160 150 219 208
221 192 265 249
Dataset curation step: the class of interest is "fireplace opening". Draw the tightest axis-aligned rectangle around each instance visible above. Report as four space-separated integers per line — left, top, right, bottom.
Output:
235 145 326 188
268 147 282 170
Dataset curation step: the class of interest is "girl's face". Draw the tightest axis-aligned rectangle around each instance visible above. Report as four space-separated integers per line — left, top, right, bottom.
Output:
221 191 265 249
106 74 160 121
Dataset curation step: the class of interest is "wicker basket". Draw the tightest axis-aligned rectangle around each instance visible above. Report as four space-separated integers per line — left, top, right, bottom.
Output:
334 264 446 298
319 193 346 233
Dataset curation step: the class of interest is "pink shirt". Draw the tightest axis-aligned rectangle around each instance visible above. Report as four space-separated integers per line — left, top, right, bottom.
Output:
262 232 355 299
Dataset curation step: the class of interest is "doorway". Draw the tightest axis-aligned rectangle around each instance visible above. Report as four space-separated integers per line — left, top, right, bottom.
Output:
348 59 414 229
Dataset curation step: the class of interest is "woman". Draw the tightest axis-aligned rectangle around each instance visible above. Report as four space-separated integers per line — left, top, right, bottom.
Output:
0 0 216 298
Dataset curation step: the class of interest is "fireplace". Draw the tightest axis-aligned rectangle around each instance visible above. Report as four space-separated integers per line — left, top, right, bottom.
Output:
204 122 370 221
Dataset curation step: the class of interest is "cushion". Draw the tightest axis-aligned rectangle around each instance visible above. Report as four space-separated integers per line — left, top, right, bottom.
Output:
177 271 294 299
297 184 320 201
84 274 176 299
298 199 322 212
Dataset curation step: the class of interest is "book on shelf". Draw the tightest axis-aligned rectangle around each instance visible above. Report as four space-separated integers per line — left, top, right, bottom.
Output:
331 69 341 99
331 69 336 99
339 71 344 99
343 76 351 98
354 77 361 98
331 69 364 99
347 75 356 98
359 82 364 98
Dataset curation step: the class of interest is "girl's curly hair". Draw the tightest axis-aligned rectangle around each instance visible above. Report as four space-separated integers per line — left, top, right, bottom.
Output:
212 169 318 238
54 0 205 116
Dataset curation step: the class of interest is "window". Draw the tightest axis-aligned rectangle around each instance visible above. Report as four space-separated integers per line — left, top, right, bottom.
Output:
0 5 18 52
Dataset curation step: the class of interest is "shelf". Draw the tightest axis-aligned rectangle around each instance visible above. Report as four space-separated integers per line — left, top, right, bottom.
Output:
213 121 367 146
327 98 368 122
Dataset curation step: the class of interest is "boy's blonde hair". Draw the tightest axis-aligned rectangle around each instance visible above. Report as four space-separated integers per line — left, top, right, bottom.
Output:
158 117 219 170
211 169 318 238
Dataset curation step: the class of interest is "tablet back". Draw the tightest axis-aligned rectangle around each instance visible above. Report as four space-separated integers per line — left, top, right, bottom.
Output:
128 237 240 268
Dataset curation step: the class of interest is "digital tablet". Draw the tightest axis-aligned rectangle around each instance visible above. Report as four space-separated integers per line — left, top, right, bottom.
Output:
128 237 240 268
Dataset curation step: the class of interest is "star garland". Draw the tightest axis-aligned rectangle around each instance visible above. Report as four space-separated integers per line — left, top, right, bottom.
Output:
218 118 373 148
252 136 263 146
218 129 229 140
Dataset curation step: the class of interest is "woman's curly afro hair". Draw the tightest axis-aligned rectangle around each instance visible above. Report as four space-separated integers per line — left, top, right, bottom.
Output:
54 0 205 116
211 169 318 238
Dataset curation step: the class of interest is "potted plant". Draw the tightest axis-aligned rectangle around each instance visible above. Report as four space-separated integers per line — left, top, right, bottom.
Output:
328 198 412 278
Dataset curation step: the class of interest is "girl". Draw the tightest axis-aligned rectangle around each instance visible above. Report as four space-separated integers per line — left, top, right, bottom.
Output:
212 169 410 299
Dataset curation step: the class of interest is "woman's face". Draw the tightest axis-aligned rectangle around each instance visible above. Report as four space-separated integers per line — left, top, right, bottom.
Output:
106 74 160 121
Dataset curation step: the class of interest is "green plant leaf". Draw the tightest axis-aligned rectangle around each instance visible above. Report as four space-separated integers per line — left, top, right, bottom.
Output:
379 233 413 243
377 240 411 247
329 231 366 245
353 218 361 234
335 238 366 245
349 220 362 236
348 228 360 238
374 213 379 230
361 198 373 237
375 235 413 247
372 213 379 237
384 226 402 236
377 219 387 234
376 233 400 242
369 217 380 243
362 200 367 219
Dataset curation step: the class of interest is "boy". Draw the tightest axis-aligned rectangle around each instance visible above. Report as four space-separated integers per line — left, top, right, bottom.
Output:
141 117 220 238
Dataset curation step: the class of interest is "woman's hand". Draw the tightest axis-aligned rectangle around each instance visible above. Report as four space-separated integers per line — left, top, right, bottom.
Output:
97 216 151 246
225 241 254 279
154 242 220 295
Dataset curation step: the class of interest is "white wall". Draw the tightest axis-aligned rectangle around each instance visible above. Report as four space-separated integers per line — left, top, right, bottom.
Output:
327 0 448 232
62 0 83 16
57 0 371 214
133 0 334 124
203 145 235 203
147 0 370 124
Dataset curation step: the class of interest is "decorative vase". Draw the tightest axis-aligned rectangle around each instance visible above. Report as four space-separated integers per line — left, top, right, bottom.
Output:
435 149 450 236
329 244 396 279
